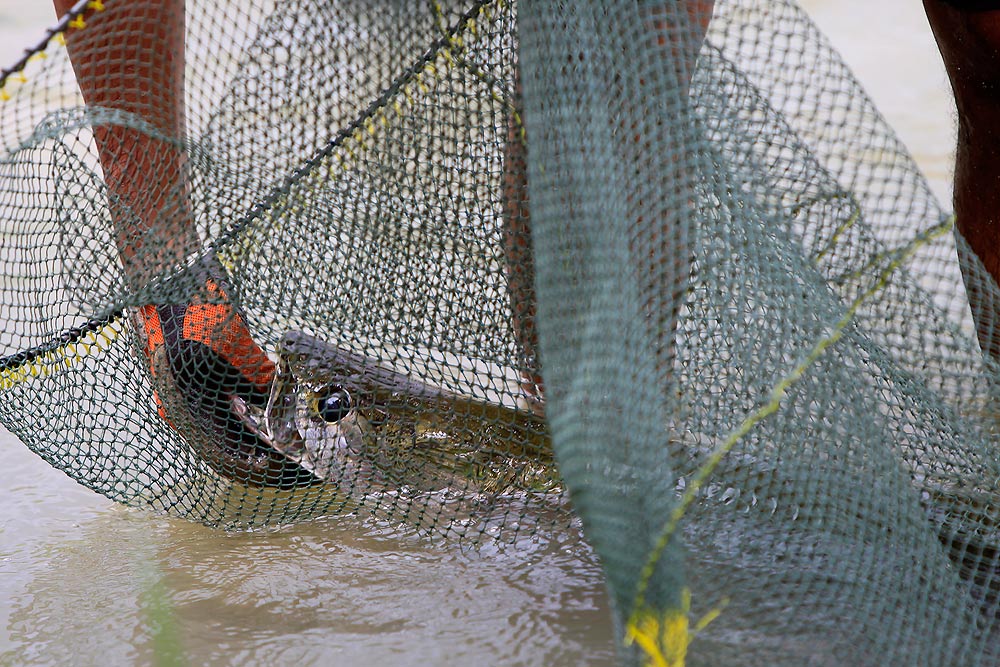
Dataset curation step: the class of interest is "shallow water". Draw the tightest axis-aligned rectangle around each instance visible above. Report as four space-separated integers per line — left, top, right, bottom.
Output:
0 1 956 665
0 438 616 666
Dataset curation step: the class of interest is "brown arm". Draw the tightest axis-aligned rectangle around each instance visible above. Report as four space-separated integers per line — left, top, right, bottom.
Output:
924 1 1000 358
54 0 289 485
54 0 197 286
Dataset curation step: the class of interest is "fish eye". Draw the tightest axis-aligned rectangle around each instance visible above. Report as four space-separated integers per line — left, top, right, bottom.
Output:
315 385 352 423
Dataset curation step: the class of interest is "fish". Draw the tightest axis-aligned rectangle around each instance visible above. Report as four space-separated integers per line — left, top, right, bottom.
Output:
242 330 559 496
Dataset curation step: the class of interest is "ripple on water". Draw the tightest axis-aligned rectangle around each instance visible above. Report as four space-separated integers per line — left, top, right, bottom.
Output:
0 425 617 666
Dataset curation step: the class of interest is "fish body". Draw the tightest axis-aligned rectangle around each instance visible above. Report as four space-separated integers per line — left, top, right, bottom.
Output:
256 331 557 496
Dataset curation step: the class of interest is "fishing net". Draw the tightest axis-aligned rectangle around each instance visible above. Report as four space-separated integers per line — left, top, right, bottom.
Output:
1 0 998 664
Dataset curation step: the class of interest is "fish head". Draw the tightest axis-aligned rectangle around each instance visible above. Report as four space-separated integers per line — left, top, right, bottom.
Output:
260 331 382 483
259 330 447 484
257 331 555 497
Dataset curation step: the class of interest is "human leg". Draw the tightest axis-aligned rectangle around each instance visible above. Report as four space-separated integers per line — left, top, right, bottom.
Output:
924 1 1000 358
54 0 297 485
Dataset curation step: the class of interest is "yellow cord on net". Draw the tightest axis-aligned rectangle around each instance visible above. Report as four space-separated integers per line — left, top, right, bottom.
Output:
0 0 105 103
0 318 125 391
625 215 955 667
222 0 504 274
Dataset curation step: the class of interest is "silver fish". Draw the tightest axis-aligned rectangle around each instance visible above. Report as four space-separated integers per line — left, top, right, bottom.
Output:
248 331 558 496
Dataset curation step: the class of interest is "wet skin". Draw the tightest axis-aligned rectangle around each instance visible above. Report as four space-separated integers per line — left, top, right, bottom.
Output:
924 1 1000 357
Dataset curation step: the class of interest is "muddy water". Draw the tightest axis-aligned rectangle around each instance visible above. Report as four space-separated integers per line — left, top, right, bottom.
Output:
0 1 955 665
0 483 612 665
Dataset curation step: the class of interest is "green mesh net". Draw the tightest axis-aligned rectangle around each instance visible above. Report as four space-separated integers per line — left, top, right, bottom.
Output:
0 0 564 538
1 0 999 664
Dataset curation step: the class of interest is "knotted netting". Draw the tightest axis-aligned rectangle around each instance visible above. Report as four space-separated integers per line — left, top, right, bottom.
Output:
0 0 565 537
2 0 999 664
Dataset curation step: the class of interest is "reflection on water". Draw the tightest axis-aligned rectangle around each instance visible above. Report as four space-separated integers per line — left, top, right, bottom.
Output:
0 433 615 666
0 0 957 665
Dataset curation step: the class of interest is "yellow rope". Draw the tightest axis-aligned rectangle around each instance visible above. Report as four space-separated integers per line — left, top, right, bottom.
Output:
625 214 955 666
0 318 125 391
1 0 105 103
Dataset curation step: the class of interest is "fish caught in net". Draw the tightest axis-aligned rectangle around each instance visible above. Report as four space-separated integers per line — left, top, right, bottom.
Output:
0 0 565 540
2 0 1000 664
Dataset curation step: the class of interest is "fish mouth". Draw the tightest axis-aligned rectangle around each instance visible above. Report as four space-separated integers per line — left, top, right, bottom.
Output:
228 349 328 483
147 338 322 490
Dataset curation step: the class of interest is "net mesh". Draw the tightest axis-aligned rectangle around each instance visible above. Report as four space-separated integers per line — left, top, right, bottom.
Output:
1 0 999 664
